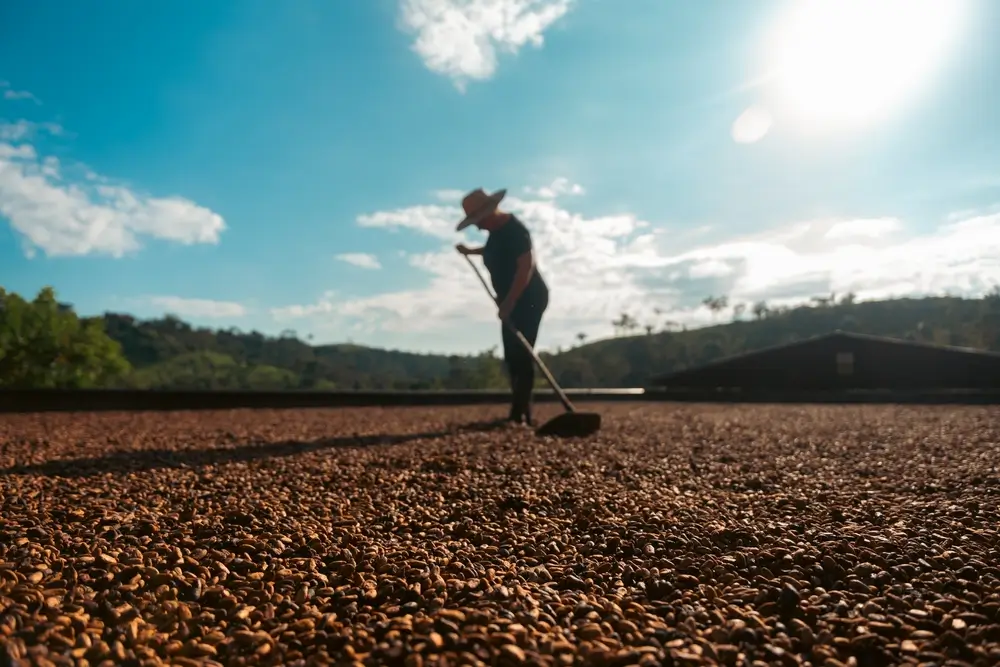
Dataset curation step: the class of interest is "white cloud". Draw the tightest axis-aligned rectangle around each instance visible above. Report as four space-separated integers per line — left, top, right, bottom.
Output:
356 203 457 239
0 121 64 143
657 212 1000 306
0 144 36 160
273 180 1000 352
432 188 466 202
398 0 575 89
4 89 41 104
275 181 690 349
0 121 226 257
1 81 42 104
824 217 902 240
271 291 340 320
336 252 382 269
688 259 736 279
0 120 34 142
524 177 585 198
146 296 247 319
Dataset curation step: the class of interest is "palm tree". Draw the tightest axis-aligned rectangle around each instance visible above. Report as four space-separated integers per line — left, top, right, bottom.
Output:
613 312 639 336
702 295 729 320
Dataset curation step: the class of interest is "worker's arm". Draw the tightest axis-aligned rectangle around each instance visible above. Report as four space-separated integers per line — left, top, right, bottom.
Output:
456 243 484 256
498 249 535 318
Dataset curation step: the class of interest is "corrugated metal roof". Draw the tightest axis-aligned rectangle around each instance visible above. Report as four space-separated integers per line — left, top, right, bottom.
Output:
648 330 1000 386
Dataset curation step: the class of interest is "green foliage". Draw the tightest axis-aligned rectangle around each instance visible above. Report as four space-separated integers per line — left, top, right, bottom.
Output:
0 286 132 388
123 351 300 390
430 347 510 390
5 285 1000 390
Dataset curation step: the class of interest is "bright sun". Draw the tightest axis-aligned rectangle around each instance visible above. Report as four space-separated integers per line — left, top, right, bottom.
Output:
765 0 968 126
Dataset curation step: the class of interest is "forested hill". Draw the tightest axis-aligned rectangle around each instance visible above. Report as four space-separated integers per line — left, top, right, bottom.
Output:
3 285 999 389
99 313 499 391
101 291 1000 389
550 293 1000 387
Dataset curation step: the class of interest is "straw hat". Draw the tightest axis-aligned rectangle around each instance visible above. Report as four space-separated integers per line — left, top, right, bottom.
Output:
455 188 506 231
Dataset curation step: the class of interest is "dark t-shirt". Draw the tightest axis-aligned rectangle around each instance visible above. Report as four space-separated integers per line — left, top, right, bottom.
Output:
482 215 548 307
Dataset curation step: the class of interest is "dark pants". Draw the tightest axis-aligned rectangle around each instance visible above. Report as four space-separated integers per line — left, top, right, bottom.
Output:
501 294 548 422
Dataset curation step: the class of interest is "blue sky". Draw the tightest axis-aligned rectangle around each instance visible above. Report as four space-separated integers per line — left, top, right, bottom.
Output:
2 0 999 354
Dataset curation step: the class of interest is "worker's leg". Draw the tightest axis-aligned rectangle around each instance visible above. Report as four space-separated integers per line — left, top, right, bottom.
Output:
500 322 521 421
509 299 546 424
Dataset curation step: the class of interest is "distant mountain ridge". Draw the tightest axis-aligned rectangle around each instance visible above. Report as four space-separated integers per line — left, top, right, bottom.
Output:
96 291 1000 389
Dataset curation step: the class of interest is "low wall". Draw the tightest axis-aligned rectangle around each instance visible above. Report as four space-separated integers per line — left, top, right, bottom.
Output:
0 388 644 413
643 388 1000 405
1 387 999 414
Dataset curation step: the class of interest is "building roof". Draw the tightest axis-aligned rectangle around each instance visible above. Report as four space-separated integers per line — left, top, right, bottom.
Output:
648 330 1000 387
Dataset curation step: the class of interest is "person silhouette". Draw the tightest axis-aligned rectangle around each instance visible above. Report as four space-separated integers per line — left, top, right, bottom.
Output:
455 188 549 426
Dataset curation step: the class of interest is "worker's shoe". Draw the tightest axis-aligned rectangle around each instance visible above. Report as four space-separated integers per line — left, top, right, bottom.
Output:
506 412 535 428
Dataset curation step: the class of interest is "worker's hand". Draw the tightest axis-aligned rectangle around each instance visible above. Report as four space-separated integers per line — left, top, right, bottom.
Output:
455 243 474 256
497 299 514 321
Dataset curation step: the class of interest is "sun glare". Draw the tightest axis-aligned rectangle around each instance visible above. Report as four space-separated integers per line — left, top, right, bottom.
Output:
765 0 968 127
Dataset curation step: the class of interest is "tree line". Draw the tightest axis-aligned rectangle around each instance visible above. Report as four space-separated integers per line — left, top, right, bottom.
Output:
2 284 999 390
606 292 856 338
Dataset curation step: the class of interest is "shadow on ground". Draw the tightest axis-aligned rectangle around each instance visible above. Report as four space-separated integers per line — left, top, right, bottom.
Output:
0 418 513 478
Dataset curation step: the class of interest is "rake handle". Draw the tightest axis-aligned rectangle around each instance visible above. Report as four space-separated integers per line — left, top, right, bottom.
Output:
460 252 577 413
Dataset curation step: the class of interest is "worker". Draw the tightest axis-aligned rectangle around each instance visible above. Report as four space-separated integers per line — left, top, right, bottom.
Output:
455 188 549 426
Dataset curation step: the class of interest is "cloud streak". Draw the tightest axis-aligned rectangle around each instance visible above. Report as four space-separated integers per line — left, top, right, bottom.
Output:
4 90 41 104
357 203 457 239
336 252 382 269
145 296 248 319
524 177 585 198
0 81 41 104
